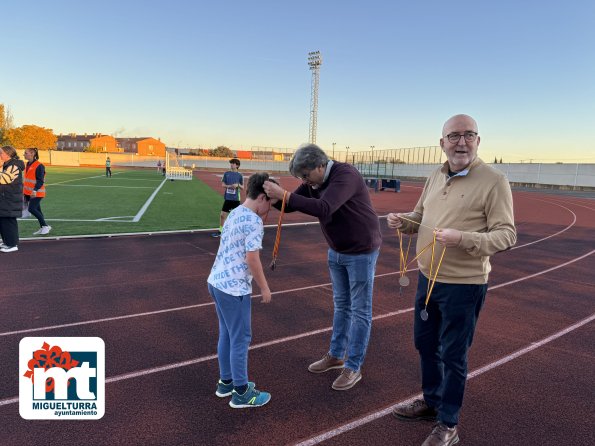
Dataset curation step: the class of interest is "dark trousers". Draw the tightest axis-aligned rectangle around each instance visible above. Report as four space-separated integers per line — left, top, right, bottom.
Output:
414 272 487 426
106 167 112 177
26 196 47 227
0 217 19 247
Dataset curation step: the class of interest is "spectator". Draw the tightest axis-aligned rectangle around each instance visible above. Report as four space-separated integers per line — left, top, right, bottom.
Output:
212 158 243 237
105 157 112 177
23 148 51 235
0 145 25 253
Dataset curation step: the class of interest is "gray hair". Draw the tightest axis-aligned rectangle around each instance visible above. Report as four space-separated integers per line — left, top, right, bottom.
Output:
289 144 329 177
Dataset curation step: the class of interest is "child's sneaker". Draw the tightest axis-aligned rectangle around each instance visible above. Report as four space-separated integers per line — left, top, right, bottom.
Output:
229 382 271 408
215 380 254 398
210 231 221 238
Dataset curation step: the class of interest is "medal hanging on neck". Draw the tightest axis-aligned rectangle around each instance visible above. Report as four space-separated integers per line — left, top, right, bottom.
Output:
420 231 446 321
270 191 287 271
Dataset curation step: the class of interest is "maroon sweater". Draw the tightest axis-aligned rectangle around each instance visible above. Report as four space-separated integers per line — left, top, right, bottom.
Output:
283 162 381 254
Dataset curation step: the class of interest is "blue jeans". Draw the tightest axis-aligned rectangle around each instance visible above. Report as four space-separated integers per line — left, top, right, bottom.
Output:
208 283 252 387
327 248 379 372
414 272 487 426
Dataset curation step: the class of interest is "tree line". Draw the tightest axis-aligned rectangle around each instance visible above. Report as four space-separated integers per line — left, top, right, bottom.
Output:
0 104 57 150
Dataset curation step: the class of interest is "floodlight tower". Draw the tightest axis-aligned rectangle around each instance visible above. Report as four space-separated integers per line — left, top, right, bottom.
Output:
307 51 322 144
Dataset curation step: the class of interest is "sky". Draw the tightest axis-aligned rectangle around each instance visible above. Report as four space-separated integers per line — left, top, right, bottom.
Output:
2 0 594 163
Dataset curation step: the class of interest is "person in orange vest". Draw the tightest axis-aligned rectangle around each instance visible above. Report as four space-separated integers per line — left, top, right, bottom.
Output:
23 148 51 235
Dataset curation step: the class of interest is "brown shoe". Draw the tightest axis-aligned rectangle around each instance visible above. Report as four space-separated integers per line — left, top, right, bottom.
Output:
421 423 459 446
331 368 361 390
392 398 437 421
308 352 344 374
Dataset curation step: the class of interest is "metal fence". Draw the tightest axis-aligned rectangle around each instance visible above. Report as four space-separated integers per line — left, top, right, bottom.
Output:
23 149 595 188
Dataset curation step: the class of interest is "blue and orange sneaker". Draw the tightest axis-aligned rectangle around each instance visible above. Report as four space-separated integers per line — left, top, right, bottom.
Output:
229 382 271 408
215 380 255 398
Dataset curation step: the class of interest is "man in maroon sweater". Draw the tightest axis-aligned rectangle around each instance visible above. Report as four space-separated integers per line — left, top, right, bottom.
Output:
264 144 381 390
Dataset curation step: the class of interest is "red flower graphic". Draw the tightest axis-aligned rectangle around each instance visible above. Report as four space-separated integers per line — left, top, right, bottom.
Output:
23 342 80 392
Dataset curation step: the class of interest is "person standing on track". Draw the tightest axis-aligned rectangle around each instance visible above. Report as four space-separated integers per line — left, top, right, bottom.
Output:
212 158 243 237
23 148 51 236
387 114 516 446
0 145 25 253
263 143 382 391
207 172 278 408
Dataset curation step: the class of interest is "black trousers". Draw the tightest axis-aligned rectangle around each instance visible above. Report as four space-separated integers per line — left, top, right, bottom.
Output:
0 217 19 247
26 196 47 227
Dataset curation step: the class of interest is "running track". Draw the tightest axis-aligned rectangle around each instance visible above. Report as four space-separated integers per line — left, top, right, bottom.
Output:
0 172 593 446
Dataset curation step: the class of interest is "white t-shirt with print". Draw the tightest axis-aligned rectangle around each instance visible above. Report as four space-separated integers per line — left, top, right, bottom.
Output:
207 205 263 296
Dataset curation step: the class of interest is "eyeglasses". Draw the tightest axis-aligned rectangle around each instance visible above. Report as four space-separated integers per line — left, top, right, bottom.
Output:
445 131 478 144
297 167 318 180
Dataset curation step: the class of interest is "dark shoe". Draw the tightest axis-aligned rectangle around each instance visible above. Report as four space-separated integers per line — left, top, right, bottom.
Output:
331 368 361 390
392 398 437 421
422 423 459 446
210 231 221 238
308 352 344 374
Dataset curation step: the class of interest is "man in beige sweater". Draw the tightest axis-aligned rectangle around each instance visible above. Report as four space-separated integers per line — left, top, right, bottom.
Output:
387 114 516 446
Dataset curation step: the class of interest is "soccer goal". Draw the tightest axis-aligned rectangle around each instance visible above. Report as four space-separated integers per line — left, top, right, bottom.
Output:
165 150 193 180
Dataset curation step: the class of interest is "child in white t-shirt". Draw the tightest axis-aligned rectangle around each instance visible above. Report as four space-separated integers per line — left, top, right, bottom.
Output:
207 172 278 408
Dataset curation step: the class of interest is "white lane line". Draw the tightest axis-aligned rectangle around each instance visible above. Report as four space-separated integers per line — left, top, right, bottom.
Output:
47 173 121 185
132 178 168 222
50 184 154 189
293 312 595 446
2 310 593 410
1 248 592 338
512 199 576 250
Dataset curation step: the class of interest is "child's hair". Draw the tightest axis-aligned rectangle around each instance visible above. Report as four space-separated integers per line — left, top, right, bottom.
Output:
25 147 39 161
229 158 241 167
246 173 278 200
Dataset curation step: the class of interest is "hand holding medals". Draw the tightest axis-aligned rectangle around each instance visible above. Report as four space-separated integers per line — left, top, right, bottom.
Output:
395 216 447 322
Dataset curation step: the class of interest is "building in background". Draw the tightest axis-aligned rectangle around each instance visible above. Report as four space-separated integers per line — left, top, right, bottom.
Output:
117 137 165 156
56 133 118 152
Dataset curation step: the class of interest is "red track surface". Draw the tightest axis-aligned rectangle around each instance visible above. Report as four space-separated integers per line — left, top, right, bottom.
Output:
0 171 593 446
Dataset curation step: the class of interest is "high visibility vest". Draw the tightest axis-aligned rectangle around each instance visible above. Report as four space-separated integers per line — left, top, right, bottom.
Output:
24 160 46 198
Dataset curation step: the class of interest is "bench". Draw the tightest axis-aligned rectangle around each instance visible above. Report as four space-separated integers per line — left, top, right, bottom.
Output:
364 178 400 193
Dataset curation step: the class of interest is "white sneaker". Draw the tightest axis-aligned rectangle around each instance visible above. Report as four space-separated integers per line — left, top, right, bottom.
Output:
33 228 44 235
0 242 7 249
40 225 52 235
0 246 18 253
21 210 31 218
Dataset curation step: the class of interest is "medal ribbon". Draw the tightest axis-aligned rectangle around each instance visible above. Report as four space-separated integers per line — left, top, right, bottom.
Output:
424 230 447 309
270 190 287 271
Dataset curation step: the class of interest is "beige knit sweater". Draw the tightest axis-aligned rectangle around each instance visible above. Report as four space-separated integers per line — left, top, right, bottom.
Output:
399 158 517 284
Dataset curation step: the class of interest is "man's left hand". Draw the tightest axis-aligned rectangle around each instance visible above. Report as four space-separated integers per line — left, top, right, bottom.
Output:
435 228 462 247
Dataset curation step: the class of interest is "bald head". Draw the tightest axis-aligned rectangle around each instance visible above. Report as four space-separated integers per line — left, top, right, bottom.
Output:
442 114 478 136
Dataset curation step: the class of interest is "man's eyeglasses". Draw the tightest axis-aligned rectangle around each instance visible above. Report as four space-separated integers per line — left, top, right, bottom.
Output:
445 131 478 144
297 169 315 180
